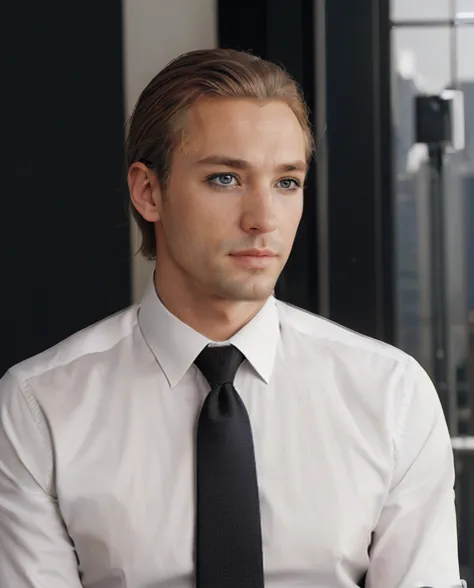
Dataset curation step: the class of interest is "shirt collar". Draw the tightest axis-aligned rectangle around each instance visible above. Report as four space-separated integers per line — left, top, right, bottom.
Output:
137 278 280 387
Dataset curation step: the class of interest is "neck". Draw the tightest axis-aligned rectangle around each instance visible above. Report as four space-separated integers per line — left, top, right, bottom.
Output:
153 268 268 342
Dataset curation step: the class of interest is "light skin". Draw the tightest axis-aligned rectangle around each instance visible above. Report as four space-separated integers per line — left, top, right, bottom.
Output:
129 97 307 341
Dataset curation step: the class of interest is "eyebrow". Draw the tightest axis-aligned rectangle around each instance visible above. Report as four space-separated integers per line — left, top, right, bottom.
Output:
195 155 308 173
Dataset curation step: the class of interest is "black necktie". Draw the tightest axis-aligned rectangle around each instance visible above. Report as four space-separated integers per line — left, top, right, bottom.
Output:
194 344 264 588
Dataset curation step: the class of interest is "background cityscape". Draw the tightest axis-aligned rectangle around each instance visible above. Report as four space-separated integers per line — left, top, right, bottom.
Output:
391 4 474 578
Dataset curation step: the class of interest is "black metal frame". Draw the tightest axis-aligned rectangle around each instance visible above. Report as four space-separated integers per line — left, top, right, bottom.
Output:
325 0 394 341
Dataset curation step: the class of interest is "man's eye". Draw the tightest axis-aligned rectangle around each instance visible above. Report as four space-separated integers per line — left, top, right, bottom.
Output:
277 178 300 190
208 174 237 187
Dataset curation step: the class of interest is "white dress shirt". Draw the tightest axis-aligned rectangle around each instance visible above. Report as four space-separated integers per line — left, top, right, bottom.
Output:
0 279 461 588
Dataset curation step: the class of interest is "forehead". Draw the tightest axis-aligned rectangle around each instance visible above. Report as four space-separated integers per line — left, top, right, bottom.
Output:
179 98 307 164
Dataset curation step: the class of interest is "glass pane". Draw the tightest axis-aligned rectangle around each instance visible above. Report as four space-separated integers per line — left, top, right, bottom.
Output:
457 0 474 14
392 27 451 382
452 27 474 584
392 24 474 583
391 0 451 21
455 25 474 437
458 26 474 82
456 0 474 23
392 28 452 94
392 26 470 431
393 27 474 430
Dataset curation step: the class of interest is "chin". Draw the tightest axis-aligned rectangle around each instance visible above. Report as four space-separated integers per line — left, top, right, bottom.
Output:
219 278 277 302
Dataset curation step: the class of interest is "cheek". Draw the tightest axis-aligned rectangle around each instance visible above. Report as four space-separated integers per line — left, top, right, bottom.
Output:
167 199 224 254
277 198 303 231
190 192 238 233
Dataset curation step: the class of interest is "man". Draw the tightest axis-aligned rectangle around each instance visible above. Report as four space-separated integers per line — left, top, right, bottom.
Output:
0 48 461 588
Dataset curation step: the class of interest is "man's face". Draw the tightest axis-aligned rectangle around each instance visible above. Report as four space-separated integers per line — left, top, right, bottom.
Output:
154 97 306 302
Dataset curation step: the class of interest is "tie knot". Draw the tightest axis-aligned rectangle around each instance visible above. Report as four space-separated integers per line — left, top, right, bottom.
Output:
194 344 245 390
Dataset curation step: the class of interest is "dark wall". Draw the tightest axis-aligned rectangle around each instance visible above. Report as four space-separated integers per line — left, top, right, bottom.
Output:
1 2 131 376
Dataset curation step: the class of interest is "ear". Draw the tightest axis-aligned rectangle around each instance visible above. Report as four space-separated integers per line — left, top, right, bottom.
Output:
128 162 163 222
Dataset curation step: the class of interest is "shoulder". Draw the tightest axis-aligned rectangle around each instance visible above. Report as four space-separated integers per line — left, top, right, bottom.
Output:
5 306 138 390
276 299 412 367
274 299 430 407
275 300 441 451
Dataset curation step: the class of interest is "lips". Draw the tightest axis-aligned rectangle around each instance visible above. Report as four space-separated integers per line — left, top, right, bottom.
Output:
229 250 278 269
230 249 277 257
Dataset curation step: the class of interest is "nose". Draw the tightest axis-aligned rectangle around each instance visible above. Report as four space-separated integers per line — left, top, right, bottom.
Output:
240 187 278 235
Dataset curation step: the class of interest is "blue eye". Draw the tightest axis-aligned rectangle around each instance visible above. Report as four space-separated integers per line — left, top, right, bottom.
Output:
207 173 237 188
206 174 302 191
277 178 300 190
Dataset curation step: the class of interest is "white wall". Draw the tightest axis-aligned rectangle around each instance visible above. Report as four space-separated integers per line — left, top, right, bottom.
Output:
123 0 218 302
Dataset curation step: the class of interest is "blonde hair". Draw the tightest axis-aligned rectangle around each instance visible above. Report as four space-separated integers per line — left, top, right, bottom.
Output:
126 48 314 260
